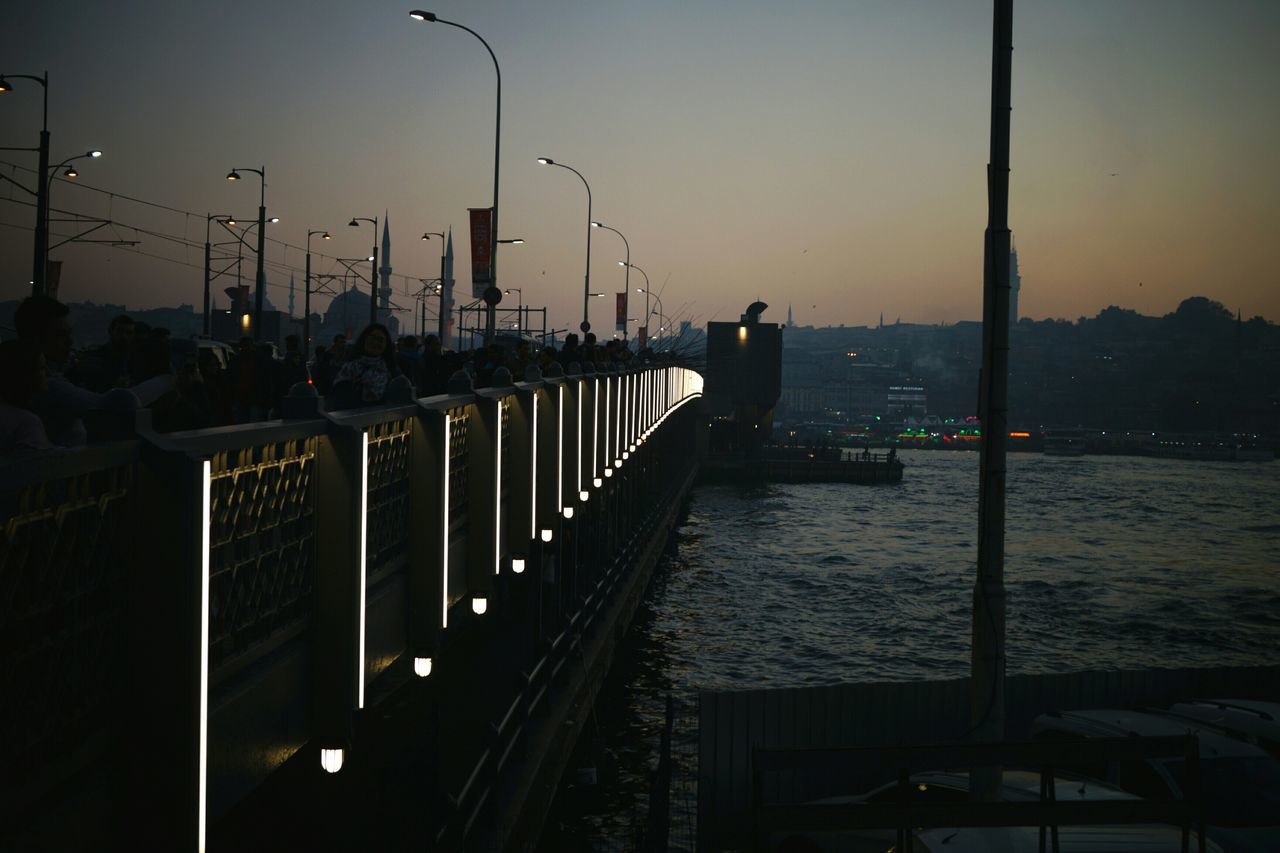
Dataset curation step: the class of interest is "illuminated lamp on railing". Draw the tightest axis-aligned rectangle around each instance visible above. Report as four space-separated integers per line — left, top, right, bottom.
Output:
614 458 622 467
472 597 488 615
358 430 369 710
512 558 526 574
541 528 554 542
198 459 212 852
604 468 613 478
593 477 602 488
321 748 345 774
563 506 574 519
413 657 433 678
623 451 630 460
579 490 589 502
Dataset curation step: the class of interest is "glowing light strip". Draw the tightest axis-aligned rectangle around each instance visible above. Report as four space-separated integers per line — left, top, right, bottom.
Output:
494 400 503 575
576 383 583 494
198 459 211 853
358 430 369 710
557 385 563 512
592 379 598 480
442 414 451 629
605 378 612 466
530 394 538 539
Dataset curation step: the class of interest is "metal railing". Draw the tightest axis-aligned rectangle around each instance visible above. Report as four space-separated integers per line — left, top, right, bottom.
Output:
1 362 704 852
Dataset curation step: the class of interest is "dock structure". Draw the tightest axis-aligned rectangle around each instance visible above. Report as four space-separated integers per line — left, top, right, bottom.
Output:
1 364 703 851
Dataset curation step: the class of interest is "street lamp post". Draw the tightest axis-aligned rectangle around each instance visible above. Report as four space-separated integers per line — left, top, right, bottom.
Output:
592 222 629 333
421 230 447 341
537 158 593 334
621 261 655 344
204 213 235 335
226 166 267 338
411 11 502 343
0 72 51 294
306 229 332 358
348 216 379 327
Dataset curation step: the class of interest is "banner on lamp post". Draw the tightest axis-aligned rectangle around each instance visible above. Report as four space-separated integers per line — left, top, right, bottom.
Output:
638 325 648 349
616 292 627 335
468 207 493 298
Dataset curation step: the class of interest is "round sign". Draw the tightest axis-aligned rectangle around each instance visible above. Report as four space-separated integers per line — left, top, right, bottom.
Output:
483 286 503 306
580 321 591 333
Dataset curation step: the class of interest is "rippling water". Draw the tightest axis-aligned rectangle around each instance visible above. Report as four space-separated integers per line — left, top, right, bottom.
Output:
539 451 1280 850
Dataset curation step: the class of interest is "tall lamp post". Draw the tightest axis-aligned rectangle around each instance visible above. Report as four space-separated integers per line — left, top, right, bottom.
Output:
0 72 50 294
348 216 379 327
592 221 629 325
420 230 447 340
537 157 593 334
621 261 654 344
411 11 502 342
305 229 332 358
226 166 268 338
204 213 235 335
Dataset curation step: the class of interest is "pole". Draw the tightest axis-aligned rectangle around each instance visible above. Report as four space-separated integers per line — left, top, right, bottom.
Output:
583 190 592 334
971 0 1013 798
203 234 212 335
370 243 378 327
437 245 447 342
31 74 49 294
253 168 266 340
304 249 312 359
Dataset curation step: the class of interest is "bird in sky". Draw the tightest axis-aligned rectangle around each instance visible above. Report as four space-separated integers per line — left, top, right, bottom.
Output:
1109 172 1119 177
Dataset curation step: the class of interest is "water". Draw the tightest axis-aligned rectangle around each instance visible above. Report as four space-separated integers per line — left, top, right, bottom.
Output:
539 450 1280 850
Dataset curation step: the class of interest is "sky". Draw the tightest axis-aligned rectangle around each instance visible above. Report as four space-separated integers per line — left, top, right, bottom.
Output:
2 0 1278 334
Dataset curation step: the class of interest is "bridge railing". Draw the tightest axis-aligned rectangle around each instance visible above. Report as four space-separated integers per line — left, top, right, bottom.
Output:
1 362 703 851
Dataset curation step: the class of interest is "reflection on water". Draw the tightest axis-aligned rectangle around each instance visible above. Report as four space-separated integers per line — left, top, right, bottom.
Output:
542 451 1280 850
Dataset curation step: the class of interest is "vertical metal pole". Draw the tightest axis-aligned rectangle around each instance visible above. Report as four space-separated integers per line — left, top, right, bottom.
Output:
437 248 447 342
370 243 378 328
253 169 266 339
304 249 313 359
32 131 50 294
971 0 1013 795
203 226 212 336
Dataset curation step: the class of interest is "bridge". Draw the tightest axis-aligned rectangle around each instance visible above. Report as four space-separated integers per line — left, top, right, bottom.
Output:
2 363 703 851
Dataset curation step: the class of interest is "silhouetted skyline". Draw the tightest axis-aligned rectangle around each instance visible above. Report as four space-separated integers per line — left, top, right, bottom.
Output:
2 0 1277 331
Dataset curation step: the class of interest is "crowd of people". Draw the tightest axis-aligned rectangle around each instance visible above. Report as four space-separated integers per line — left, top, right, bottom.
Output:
1 295 679 455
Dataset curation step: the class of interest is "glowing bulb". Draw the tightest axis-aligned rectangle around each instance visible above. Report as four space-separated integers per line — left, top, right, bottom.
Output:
579 490 589 502
563 507 574 520
541 529 553 543
614 458 622 467
512 558 526 574
472 597 488 615
321 748 345 774
414 657 433 678
593 477 602 488
623 451 630 460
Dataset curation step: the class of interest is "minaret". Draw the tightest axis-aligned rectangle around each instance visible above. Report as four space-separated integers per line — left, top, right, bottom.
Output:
787 303 793 327
288 273 296 317
1009 236 1021 327
443 228 456 347
379 212 394 329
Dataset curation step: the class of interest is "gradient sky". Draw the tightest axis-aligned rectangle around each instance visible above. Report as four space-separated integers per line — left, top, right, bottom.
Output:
2 0 1278 333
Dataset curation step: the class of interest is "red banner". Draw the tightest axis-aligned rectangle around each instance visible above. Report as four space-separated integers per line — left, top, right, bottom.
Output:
468 207 493 297
616 292 627 334
638 325 648 348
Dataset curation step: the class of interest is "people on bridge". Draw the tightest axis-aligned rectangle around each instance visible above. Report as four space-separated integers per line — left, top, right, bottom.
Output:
331 323 400 407
0 339 54 453
73 313 145 392
14 295 172 446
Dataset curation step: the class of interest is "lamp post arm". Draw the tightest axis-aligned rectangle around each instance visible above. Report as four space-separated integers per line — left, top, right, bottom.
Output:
434 17 501 340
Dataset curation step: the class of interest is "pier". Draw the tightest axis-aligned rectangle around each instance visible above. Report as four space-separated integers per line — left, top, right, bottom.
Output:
2 364 702 851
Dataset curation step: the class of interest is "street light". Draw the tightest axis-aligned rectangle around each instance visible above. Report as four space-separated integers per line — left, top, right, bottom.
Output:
421 230 448 341
203 213 235 335
349 216 379 327
537 157 594 334
592 221 630 321
305 229 332 358
0 71 52 293
226 166 268 338
412 10 502 342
